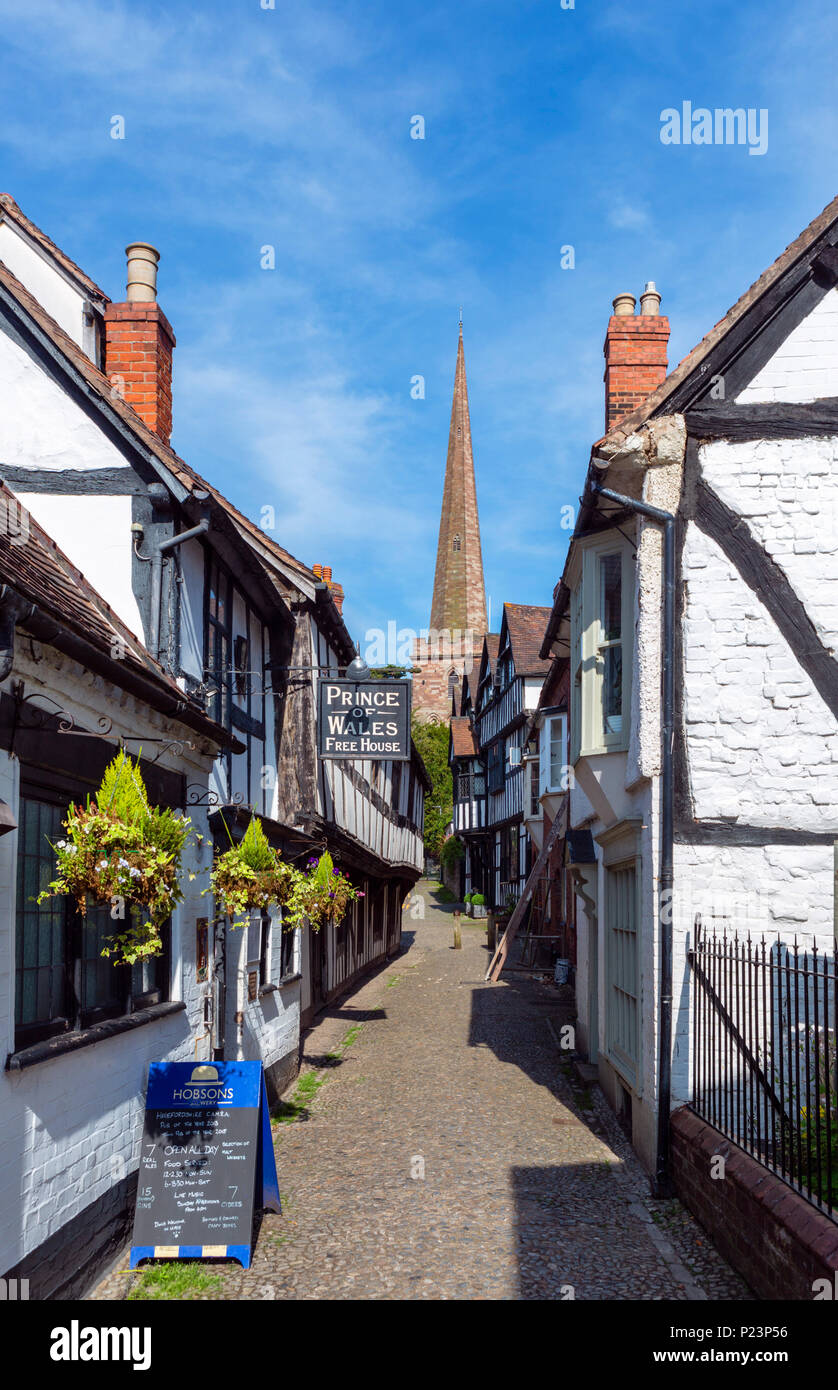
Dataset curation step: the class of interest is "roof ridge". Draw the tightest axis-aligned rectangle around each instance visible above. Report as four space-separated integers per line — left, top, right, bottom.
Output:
597 189 838 446
0 237 319 589
0 194 109 303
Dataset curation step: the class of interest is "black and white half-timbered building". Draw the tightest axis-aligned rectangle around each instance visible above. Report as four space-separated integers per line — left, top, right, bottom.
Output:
538 195 838 1186
0 196 425 1295
451 605 551 911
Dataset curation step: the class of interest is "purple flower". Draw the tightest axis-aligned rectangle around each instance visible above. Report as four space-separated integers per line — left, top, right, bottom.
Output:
328 890 335 899
332 868 339 876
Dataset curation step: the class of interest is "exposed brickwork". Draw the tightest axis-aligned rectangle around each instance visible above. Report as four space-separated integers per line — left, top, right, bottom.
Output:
412 633 483 724
104 301 176 445
603 313 669 432
671 1106 838 1300
312 563 344 615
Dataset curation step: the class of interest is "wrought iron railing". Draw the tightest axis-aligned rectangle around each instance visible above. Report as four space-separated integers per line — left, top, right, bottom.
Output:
689 919 838 1220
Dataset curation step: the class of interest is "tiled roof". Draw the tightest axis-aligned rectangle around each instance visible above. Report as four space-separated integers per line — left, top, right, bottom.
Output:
0 194 108 303
503 603 553 675
0 483 235 748
596 190 838 449
0 252 316 593
450 716 478 757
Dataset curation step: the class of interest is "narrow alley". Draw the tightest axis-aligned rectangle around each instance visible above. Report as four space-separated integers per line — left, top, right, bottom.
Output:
95 886 750 1302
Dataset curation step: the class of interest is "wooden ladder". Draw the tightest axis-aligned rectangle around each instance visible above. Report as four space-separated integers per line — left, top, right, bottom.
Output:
485 797 567 982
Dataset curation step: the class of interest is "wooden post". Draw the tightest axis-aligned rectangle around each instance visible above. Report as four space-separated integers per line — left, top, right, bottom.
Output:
453 908 462 950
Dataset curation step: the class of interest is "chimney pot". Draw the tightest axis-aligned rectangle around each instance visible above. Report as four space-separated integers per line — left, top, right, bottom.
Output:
125 242 160 303
640 281 662 316
612 292 636 317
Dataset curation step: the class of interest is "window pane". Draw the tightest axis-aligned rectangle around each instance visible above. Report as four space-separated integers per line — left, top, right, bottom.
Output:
603 645 623 735
600 554 622 642
80 903 125 1016
549 717 563 784
16 799 68 1028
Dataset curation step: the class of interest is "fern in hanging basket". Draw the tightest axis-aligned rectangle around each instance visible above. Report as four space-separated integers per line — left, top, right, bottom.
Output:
208 814 301 926
36 750 191 964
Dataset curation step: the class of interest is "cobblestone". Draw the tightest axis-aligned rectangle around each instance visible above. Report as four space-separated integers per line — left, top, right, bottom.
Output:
91 884 751 1301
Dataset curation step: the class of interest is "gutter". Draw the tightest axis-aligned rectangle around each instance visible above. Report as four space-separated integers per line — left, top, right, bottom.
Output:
149 505 211 661
589 480 676 1199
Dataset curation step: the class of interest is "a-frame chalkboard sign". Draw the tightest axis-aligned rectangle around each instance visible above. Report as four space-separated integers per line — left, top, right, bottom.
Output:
129 1061 281 1271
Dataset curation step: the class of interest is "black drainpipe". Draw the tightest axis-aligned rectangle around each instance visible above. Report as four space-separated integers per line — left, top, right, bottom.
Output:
590 480 675 1198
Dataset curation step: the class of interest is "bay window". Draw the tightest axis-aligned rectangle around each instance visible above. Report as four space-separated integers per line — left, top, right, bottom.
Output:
569 533 634 758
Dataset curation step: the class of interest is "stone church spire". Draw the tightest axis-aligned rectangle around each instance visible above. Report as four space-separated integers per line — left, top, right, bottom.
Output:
411 324 488 724
429 324 488 636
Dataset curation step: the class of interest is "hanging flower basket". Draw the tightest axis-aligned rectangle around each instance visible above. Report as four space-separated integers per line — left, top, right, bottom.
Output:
208 814 296 926
295 851 363 931
37 750 191 965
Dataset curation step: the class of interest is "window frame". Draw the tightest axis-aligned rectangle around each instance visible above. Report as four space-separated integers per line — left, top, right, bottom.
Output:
569 532 634 759
487 741 504 795
14 789 170 1052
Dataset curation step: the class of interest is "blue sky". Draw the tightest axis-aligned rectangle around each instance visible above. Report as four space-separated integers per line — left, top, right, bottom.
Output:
1 0 837 653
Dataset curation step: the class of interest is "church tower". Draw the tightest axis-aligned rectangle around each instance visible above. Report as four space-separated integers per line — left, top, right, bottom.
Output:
412 324 488 723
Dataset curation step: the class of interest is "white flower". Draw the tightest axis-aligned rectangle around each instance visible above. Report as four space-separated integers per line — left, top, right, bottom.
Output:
98 859 108 869
129 867 141 879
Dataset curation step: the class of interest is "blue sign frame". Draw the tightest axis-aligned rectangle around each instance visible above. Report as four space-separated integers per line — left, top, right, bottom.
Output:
130 1060 280 1271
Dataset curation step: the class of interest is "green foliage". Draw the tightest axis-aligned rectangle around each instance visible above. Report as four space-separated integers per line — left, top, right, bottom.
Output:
208 829 362 933
439 834 465 869
411 718 452 858
471 892 486 905
208 814 296 924
128 1262 223 1301
37 751 191 965
239 814 275 871
368 665 410 679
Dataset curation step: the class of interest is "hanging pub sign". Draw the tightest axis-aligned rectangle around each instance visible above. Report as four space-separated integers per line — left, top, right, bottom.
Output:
129 1061 280 1271
317 678 412 760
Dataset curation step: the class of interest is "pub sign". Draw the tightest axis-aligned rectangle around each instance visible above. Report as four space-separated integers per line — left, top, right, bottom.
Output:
317 678 411 760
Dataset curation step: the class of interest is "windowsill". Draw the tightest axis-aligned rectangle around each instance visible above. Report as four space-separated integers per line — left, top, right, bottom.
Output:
5 1000 187 1072
277 972 302 989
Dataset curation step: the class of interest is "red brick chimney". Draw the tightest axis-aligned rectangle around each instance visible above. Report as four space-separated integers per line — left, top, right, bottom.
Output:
603 283 669 432
104 243 175 445
312 563 344 615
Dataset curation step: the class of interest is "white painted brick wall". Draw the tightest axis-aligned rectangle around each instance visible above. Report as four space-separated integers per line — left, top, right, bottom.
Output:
682 522 838 828
737 288 838 403
671 843 835 1107
700 436 838 655
0 646 299 1277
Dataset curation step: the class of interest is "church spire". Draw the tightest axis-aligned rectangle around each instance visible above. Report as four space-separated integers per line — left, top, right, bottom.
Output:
428 325 488 638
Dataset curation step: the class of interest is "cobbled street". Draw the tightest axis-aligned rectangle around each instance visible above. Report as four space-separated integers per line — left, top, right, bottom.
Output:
94 885 751 1302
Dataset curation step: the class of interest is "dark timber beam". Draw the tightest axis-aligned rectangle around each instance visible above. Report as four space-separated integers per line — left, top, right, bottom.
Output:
694 480 838 722
687 400 838 440
675 821 838 847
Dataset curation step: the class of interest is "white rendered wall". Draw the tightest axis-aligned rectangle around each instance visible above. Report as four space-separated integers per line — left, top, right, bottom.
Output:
0 223 89 349
0 647 217 1277
737 289 838 403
